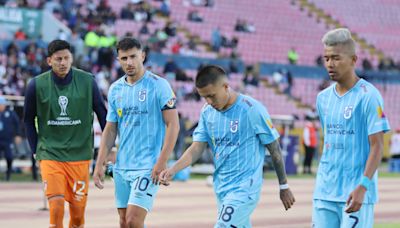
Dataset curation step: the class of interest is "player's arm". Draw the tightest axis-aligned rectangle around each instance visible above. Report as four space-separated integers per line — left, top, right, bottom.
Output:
345 132 384 213
364 132 384 179
93 121 117 189
92 78 107 130
23 79 38 155
346 93 389 213
151 108 180 184
266 140 288 185
266 140 296 210
159 141 207 185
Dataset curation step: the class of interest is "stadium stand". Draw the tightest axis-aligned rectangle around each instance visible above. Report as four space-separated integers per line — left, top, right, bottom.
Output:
0 0 399 129
309 0 400 62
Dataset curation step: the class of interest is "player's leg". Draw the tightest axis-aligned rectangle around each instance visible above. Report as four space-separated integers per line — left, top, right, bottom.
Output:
68 204 85 228
64 160 90 228
308 147 315 174
5 144 13 181
341 203 374 228
214 194 259 228
117 208 127 228
312 199 340 228
40 160 68 228
125 205 147 228
0 147 4 180
49 196 65 228
125 170 159 227
114 169 132 227
304 145 312 174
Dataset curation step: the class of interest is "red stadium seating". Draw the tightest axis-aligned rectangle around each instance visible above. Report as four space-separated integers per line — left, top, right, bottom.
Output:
309 0 400 61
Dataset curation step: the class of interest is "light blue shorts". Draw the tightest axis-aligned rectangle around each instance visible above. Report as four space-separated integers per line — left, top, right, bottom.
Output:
113 169 159 212
214 193 260 228
312 199 374 228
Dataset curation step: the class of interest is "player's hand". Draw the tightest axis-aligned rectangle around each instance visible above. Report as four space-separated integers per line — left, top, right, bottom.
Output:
151 160 167 185
159 168 175 186
345 185 366 213
280 188 295 210
93 165 105 190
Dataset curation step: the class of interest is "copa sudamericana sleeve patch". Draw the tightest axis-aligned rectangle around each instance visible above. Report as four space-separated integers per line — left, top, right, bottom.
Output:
162 97 177 110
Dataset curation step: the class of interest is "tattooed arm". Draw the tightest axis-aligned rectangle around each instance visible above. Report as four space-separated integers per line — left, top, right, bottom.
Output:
266 140 288 184
266 139 295 210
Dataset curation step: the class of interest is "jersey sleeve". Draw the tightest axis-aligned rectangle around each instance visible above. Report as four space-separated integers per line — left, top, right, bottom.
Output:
92 78 107 129
157 79 176 110
364 92 391 135
248 104 279 145
192 108 209 142
106 86 118 123
23 78 38 153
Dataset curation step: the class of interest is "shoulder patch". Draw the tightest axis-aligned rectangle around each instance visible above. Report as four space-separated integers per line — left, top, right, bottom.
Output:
377 106 386 119
166 97 176 108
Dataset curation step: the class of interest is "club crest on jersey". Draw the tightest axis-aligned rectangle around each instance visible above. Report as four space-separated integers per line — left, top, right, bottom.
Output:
230 120 239 133
138 90 146 102
343 106 353 119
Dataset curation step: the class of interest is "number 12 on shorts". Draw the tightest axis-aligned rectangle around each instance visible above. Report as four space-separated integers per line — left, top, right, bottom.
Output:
73 181 86 196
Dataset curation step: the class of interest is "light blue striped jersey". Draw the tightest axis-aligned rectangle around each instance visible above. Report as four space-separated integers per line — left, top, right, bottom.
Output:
314 79 390 204
107 71 175 170
193 94 280 200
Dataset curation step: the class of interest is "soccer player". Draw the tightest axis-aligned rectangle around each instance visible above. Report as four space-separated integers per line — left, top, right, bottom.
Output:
159 65 295 227
302 114 318 174
312 28 391 228
0 96 21 181
23 40 107 228
93 37 179 228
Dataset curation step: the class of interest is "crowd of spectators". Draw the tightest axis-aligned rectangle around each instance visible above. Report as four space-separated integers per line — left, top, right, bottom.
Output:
0 0 173 98
1 0 399 103
234 19 256 33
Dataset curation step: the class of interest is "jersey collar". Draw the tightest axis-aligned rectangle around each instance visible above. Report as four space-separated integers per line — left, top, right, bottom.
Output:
123 71 147 86
51 69 73 86
333 78 364 98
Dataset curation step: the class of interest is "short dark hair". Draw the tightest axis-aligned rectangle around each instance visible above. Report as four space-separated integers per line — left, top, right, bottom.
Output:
47 40 71 57
195 65 227 88
116 37 142 53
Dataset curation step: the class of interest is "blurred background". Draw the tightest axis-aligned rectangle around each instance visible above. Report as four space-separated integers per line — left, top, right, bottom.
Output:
0 0 399 180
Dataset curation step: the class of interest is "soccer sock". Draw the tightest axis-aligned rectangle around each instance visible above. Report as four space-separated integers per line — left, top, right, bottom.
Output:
48 197 65 228
68 205 85 228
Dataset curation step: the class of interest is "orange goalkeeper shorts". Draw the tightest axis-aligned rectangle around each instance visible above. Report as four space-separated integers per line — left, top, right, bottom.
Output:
40 160 90 207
